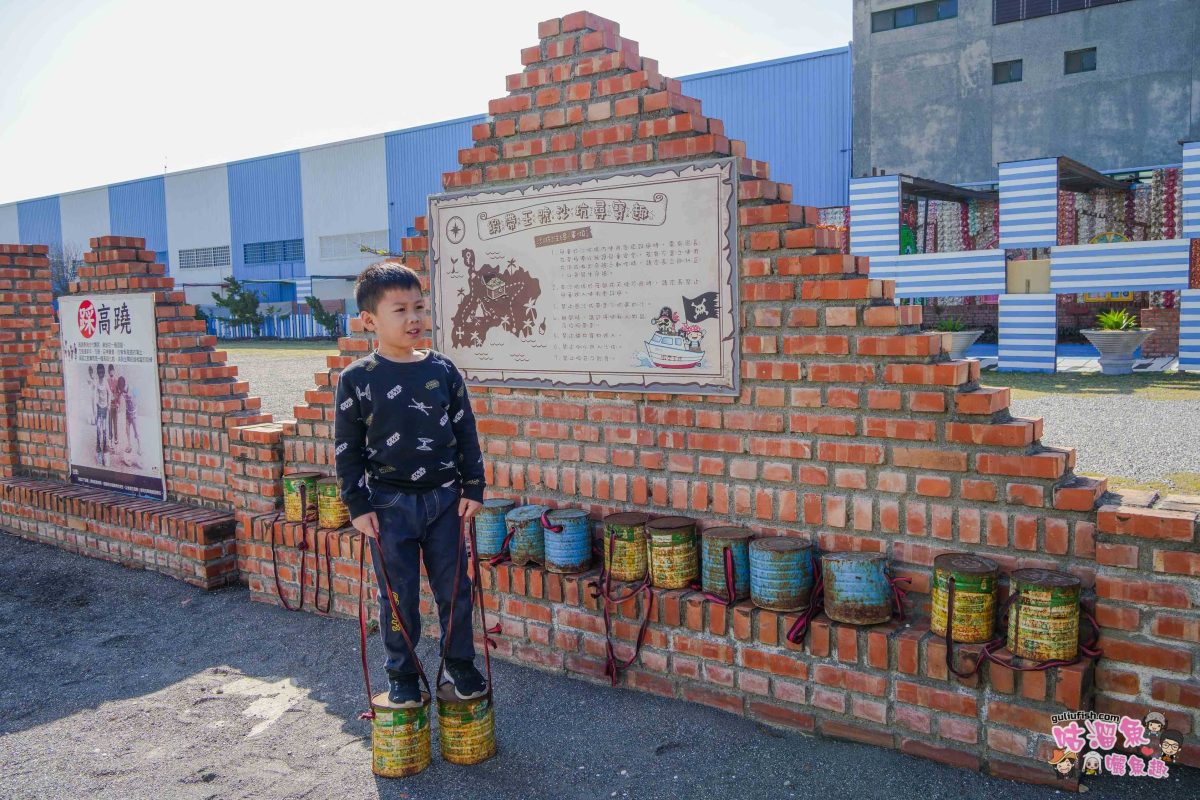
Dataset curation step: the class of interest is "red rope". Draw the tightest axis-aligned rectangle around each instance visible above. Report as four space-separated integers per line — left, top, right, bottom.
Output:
785 551 823 645
590 532 652 686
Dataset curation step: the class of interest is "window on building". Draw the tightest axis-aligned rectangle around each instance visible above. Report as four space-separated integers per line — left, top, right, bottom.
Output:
1065 47 1097 74
872 0 957 32
993 59 1023 84
178 245 232 270
318 230 389 260
995 0 1134 25
244 239 304 265
1025 0 1054 17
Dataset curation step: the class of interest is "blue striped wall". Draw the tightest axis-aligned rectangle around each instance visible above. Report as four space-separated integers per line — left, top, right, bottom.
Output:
17 196 62 252
1183 140 1199 239
998 294 1057 373
1180 289 1200 373
108 177 169 267
385 116 483 253
999 158 1058 249
227 152 305 303
1050 239 1191 293
679 47 852 208
871 249 1007 299
848 176 899 257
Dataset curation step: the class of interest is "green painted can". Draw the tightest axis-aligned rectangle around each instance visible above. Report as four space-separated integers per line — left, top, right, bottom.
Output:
931 553 999 644
1007 568 1081 662
647 516 699 590
602 512 651 582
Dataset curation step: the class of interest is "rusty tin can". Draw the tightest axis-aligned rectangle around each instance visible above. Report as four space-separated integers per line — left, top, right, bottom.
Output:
316 476 350 530
371 691 432 778
475 498 515 557
701 527 754 602
822 552 892 625
282 471 321 523
749 536 814 612
506 504 548 566
647 516 699 590
602 512 651 582
543 508 592 574
931 553 999 643
436 684 496 765
1007 568 1081 662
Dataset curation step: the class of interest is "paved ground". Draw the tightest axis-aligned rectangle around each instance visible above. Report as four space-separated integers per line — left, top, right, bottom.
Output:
2 533 1197 800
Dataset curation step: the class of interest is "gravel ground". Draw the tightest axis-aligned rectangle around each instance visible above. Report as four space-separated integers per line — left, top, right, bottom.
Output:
3 532 1197 800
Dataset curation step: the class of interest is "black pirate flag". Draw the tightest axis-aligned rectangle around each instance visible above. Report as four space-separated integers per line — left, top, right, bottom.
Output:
682 292 719 323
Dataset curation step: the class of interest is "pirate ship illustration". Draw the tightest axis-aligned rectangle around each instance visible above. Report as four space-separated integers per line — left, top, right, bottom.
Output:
644 306 704 369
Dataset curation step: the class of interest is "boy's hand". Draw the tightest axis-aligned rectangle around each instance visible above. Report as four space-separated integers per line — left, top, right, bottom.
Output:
352 511 379 540
459 498 483 521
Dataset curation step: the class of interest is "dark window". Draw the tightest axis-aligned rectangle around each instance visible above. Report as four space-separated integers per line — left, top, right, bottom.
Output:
872 10 894 31
1025 0 1054 17
995 0 1134 24
244 239 304 265
937 0 958 18
1057 0 1087 10
1065 47 1096 73
894 6 917 26
872 1 957 33
993 59 1023 84
994 0 1022 23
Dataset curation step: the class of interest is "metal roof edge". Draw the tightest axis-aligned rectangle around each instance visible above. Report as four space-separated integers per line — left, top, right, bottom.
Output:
676 45 851 82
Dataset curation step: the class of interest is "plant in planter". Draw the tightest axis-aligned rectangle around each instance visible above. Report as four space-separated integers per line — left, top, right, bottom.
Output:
1082 309 1154 375
935 316 983 360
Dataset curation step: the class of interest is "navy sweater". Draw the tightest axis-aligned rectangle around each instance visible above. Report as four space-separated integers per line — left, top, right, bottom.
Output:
333 349 485 518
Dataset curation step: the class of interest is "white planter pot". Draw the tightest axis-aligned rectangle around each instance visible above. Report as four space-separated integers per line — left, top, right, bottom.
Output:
1081 328 1155 375
945 330 984 360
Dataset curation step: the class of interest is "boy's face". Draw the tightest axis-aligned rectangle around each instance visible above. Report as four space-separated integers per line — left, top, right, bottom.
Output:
362 286 426 352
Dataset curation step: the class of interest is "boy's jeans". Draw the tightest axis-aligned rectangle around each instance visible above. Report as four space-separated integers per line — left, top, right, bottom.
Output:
366 482 476 677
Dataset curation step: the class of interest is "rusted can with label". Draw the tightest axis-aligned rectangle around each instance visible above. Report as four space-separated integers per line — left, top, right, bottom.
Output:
506 504 548 566
749 537 814 612
931 553 999 643
282 471 321 523
436 684 496 765
1007 568 1081 661
602 512 651 582
475 498 515 557
371 691 432 777
823 552 892 625
701 527 754 602
543 508 592 574
316 476 350 529
647 516 699 590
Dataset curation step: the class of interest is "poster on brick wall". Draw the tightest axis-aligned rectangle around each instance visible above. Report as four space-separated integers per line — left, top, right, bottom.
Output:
59 294 166 500
428 159 739 394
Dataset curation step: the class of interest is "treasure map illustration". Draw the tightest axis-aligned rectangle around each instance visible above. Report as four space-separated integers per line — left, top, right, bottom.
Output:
428 159 739 394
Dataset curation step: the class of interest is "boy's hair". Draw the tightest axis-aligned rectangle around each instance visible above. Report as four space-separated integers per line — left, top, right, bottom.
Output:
355 261 422 314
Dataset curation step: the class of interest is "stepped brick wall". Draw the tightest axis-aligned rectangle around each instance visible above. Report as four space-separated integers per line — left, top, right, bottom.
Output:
0 244 56 477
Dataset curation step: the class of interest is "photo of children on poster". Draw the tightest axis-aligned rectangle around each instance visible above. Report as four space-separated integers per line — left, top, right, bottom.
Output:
59 294 166 499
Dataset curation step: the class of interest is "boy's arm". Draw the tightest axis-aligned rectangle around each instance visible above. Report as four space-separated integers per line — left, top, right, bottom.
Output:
333 370 373 519
447 363 486 502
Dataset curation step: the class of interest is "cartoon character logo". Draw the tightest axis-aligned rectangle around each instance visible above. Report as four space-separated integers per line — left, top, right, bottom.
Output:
678 322 705 352
1160 730 1183 764
651 306 679 335
1048 749 1078 779
1081 752 1103 776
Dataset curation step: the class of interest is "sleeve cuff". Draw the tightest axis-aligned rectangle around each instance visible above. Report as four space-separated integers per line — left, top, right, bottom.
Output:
346 496 374 519
462 483 485 503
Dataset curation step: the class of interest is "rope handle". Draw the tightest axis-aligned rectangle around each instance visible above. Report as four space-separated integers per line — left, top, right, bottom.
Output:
488 524 516 567
436 515 497 699
540 509 564 533
785 550 824 646
691 546 738 606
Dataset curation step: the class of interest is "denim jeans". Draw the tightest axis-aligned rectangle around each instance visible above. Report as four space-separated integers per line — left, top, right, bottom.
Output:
366 481 475 677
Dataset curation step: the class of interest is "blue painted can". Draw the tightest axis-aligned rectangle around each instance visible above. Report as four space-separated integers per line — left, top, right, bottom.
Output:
506 504 549 566
749 537 813 612
822 552 892 625
701 527 754 602
543 508 592 574
474 499 515 557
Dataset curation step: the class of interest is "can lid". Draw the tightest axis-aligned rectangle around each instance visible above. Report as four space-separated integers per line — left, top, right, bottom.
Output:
548 508 588 521
750 536 811 553
603 511 651 526
373 690 431 709
823 551 887 564
934 552 999 575
647 516 697 531
483 498 516 510
316 476 337 486
702 526 756 543
508 504 550 522
1011 568 1080 588
284 471 323 480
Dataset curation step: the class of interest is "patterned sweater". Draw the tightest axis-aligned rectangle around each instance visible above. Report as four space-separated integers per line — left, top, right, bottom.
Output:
333 349 485 518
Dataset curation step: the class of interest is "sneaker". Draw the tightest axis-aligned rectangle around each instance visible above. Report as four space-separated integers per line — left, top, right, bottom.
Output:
387 672 422 708
443 658 487 700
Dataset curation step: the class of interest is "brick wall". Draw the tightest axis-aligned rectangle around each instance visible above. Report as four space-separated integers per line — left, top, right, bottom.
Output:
0 244 55 477
1140 308 1180 357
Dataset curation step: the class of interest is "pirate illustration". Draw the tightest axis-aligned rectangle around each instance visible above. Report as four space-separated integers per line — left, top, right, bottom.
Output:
678 322 705 352
651 306 679 335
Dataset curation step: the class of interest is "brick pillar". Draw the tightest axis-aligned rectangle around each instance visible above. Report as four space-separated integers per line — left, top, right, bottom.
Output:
0 244 56 477
1140 307 1179 357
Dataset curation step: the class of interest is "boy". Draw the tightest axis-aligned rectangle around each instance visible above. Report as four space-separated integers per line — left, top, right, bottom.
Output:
334 262 487 708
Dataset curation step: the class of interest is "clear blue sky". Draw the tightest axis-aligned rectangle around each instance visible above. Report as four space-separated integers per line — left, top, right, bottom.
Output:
0 0 851 205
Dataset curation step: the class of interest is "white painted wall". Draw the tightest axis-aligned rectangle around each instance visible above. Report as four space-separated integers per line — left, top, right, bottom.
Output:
300 136 388 281
59 188 110 259
165 165 233 300
0 204 19 244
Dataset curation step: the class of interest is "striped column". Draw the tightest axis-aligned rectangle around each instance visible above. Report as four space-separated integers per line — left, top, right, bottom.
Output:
849 176 900 258
1183 141 1199 240
1050 239 1191 293
1180 289 1200 373
999 158 1059 250
998 294 1057 373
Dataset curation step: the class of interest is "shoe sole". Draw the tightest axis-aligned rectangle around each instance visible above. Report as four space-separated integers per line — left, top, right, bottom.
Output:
442 670 488 701
386 698 424 708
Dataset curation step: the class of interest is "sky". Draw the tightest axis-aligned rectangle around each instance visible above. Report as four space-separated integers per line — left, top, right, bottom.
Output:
0 0 851 205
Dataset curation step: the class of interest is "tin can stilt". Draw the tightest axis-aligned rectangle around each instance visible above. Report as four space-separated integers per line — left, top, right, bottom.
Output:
601 512 651 582
475 499 515 557
1007 568 1081 661
371 691 432 777
931 553 999 644
646 516 699 590
282 471 321 523
316 476 350 529
700 527 754 601
436 683 497 765
822 552 892 625
543 508 592 574
749 537 814 612
506 505 548 566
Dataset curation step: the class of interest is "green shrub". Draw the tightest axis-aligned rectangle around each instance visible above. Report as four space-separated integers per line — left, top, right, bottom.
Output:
1094 309 1139 331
